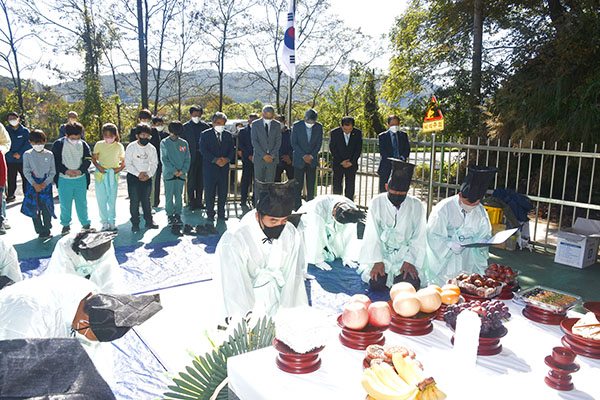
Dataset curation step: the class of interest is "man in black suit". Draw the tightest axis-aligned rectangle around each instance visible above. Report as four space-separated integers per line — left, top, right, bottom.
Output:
238 113 259 210
329 116 362 200
377 115 410 192
182 105 210 210
275 115 294 183
199 112 235 221
291 109 323 209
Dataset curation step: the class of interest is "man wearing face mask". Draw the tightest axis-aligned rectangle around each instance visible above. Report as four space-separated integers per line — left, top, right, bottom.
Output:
0 273 162 386
200 112 235 222
5 111 31 203
378 115 410 193
291 108 323 210
424 165 498 284
251 105 282 186
183 105 210 210
358 160 426 290
59 111 85 140
215 179 308 318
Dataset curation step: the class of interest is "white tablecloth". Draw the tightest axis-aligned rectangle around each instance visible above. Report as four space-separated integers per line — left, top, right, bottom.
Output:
228 301 600 400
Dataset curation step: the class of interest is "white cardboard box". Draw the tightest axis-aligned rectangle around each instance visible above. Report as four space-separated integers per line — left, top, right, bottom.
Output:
554 218 600 269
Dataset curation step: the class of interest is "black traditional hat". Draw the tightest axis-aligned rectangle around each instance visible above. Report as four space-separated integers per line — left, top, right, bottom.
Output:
387 159 415 192
72 229 117 261
0 275 14 290
85 293 162 342
460 165 499 203
255 180 297 218
0 338 116 399
333 202 366 224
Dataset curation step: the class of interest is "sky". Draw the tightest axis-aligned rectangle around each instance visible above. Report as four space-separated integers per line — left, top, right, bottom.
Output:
0 0 409 86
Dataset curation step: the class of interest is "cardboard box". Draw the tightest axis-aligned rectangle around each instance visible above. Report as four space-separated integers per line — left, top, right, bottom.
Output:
492 224 507 250
554 218 600 269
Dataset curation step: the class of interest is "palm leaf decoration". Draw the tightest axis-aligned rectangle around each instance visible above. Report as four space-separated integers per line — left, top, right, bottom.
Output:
163 316 275 400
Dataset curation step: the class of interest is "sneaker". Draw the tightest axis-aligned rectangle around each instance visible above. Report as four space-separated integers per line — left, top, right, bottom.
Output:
109 223 118 231
167 216 175 226
82 224 91 230
174 214 182 224
0 226 5 235
183 224 194 235
6 195 15 203
131 224 140 233
61 226 71 235
39 232 52 240
2 222 10 230
101 222 110 231
171 224 182 236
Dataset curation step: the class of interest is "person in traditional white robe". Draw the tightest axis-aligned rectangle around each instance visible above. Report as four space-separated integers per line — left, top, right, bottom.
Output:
297 194 363 271
215 180 308 319
358 160 426 289
424 165 498 285
0 237 22 283
0 274 113 383
45 231 122 293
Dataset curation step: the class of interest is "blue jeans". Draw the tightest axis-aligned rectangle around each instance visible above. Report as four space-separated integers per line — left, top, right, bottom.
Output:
58 176 90 227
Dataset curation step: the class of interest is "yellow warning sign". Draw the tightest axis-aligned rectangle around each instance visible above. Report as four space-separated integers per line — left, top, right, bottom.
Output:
422 95 444 133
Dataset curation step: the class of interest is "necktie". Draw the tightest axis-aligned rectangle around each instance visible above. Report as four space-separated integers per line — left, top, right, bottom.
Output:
265 123 269 137
391 133 399 158
216 132 221 145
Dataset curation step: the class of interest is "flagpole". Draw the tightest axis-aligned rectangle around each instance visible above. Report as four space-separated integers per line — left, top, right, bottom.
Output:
287 0 296 125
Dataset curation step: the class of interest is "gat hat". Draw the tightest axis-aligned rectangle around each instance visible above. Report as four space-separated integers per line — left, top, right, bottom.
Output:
255 180 297 218
85 293 162 342
0 338 116 399
460 165 499 203
387 159 415 192
333 202 365 224
0 276 14 290
72 229 117 261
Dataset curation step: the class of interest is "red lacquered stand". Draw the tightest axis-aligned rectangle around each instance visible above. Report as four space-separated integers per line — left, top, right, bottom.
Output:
544 356 579 391
435 304 448 321
498 283 516 300
522 305 566 325
450 326 508 356
387 302 435 336
273 338 324 374
559 318 600 360
337 315 387 350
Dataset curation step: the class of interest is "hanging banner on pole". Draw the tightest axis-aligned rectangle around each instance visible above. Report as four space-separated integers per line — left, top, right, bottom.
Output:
422 95 444 133
281 0 296 79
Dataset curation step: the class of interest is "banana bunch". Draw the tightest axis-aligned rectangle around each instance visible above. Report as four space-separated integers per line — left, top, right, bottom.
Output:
361 355 447 400
392 354 446 400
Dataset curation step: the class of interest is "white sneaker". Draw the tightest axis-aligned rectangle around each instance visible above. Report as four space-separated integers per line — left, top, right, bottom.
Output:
110 223 118 231
101 222 109 231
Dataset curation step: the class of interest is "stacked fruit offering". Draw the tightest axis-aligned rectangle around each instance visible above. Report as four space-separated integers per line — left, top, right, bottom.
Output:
388 283 443 336
339 295 392 350
361 346 446 400
443 299 511 335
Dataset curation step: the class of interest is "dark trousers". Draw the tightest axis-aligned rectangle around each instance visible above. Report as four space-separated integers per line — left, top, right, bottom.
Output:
378 171 390 193
275 163 294 182
186 155 203 208
32 206 52 236
294 165 316 210
152 163 162 207
7 162 25 198
240 161 254 205
127 173 153 225
204 168 228 219
332 167 356 200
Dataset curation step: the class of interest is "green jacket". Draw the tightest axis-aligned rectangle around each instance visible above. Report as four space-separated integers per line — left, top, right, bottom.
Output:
160 137 191 180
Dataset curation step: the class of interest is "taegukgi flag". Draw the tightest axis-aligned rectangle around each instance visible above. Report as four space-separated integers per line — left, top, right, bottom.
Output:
282 0 296 79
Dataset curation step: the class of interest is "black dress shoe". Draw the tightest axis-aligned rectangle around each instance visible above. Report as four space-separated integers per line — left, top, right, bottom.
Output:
61 226 71 235
6 195 15 203
131 224 140 233
145 221 159 229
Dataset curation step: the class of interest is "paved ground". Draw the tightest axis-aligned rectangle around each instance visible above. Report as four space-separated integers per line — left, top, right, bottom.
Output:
2 177 598 305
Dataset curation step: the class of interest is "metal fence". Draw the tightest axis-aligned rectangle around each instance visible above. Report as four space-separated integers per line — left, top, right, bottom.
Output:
227 135 600 253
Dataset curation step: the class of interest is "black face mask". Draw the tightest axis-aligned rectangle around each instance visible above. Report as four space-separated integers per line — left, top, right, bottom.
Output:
139 138 150 145
388 193 406 208
259 214 286 241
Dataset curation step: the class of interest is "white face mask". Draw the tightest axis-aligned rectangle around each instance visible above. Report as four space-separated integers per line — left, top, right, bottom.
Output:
305 122 315 129
389 125 399 133
8 119 19 127
67 138 81 145
191 117 201 124
214 125 225 133
263 118 272 124
155 125 164 132
139 121 151 127
33 144 45 152
460 200 476 213
68 118 77 124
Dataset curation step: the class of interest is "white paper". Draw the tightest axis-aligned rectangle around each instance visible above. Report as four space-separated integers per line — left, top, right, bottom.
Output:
461 227 519 248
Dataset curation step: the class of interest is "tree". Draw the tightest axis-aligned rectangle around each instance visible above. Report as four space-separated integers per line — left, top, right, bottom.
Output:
0 0 26 114
198 0 256 111
363 68 385 138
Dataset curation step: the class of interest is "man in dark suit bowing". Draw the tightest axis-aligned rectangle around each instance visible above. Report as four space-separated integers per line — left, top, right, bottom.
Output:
200 112 236 222
329 116 363 200
377 115 410 192
291 109 323 209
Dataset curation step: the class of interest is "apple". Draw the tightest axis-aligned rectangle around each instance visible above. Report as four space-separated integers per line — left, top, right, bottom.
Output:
348 294 371 309
368 301 392 327
390 282 416 301
342 302 369 330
